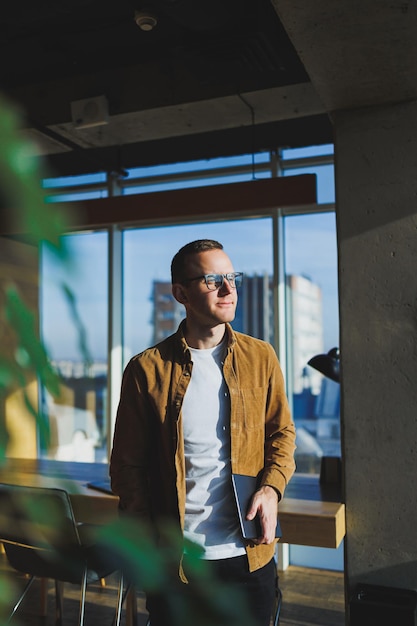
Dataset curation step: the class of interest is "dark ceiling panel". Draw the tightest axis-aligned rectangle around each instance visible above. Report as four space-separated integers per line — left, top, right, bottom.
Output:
0 1 329 175
0 1 306 88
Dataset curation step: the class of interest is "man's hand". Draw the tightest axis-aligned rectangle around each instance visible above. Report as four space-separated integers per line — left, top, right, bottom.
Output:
246 485 279 544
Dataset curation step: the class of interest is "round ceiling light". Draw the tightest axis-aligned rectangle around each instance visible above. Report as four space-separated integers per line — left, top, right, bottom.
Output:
134 10 158 31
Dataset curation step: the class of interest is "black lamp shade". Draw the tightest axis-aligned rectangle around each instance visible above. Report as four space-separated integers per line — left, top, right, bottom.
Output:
307 347 340 383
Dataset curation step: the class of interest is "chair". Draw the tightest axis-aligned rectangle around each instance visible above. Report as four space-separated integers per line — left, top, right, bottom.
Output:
0 483 124 626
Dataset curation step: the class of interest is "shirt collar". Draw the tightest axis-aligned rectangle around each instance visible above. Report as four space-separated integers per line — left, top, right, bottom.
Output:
175 320 236 360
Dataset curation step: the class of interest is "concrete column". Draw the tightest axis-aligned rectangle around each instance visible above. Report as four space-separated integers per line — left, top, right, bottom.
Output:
335 99 417 595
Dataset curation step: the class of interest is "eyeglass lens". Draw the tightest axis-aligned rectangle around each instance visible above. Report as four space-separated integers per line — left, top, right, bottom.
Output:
205 273 243 290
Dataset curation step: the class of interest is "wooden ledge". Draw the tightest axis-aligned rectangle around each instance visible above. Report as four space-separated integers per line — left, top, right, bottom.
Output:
1 461 346 550
279 498 345 549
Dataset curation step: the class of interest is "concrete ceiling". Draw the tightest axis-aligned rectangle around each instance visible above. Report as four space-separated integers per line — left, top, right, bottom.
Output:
0 0 329 175
1 1 414 176
273 1 417 112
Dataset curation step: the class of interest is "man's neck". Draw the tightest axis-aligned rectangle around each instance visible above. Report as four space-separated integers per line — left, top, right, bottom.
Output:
184 322 226 350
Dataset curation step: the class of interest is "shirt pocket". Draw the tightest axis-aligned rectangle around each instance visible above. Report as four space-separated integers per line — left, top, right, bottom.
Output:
238 387 268 430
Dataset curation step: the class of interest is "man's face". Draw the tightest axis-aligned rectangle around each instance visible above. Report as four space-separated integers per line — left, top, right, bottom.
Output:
173 249 238 328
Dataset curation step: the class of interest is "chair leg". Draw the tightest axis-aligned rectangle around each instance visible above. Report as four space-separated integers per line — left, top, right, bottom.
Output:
55 580 64 626
273 587 282 626
7 575 36 623
78 568 88 626
114 572 124 626
40 579 48 617
126 584 138 626
111 578 138 626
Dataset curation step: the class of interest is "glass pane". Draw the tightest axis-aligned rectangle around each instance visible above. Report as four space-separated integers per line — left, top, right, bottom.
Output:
43 172 107 189
40 232 108 463
123 219 273 363
281 145 335 204
284 163 335 204
281 144 334 159
124 152 271 196
127 152 271 180
284 212 340 474
42 172 108 203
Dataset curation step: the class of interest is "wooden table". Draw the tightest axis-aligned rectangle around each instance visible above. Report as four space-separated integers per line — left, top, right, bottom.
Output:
0 458 345 549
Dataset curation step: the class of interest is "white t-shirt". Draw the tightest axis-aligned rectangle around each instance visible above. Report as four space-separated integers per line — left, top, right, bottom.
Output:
182 342 245 559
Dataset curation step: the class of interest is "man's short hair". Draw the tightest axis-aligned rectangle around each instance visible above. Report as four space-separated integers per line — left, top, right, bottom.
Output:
171 239 223 284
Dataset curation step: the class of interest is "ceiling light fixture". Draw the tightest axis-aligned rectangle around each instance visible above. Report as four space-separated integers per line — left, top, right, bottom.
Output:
134 9 158 31
71 95 109 129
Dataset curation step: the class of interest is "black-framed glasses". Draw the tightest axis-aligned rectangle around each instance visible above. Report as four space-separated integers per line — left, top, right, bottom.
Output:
184 272 243 291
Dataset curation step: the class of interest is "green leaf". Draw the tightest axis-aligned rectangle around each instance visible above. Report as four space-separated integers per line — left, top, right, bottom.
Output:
4 286 60 397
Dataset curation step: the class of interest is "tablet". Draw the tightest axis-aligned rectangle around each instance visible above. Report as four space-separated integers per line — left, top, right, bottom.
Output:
231 474 282 540
87 479 114 495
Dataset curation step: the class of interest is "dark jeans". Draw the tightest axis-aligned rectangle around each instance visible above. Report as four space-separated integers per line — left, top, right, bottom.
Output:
146 555 278 626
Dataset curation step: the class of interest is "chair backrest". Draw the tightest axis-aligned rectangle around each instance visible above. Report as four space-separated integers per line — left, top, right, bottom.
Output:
0 483 81 550
0 483 85 581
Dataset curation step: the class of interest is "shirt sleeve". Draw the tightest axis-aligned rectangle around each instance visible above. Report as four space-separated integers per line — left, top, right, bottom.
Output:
260 344 297 499
109 358 153 523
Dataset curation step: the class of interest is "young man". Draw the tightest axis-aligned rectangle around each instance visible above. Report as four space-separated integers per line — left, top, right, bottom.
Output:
110 239 296 626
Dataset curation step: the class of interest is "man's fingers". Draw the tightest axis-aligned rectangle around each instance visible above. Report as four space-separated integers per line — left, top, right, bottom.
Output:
245 486 279 544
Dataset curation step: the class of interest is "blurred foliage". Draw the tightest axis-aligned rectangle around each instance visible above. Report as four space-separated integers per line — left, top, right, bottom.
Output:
0 95 91 624
0 97 70 251
0 95 91 461
3 286 60 450
0 95 255 626
0 95 69 463
61 282 93 371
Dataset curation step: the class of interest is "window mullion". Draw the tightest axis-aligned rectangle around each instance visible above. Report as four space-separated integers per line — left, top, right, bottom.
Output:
107 173 124 456
107 225 123 457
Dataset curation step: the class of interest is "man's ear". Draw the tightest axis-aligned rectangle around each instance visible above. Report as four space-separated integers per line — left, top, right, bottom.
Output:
172 283 188 304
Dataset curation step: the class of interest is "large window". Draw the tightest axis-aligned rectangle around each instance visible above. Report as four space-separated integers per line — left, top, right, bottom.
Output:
39 146 339 474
